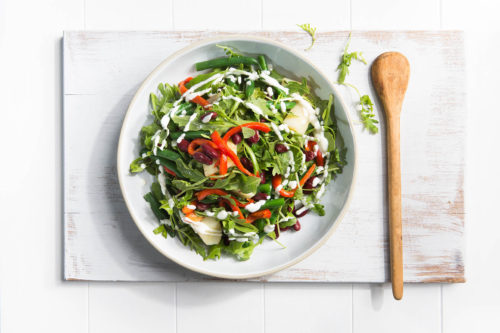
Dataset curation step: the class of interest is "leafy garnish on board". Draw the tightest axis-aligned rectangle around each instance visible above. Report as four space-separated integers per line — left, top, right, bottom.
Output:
297 23 317 51
359 95 379 134
336 35 367 84
336 34 379 134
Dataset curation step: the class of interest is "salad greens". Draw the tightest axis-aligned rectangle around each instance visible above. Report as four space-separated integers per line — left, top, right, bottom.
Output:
336 34 379 134
297 23 317 51
130 46 346 261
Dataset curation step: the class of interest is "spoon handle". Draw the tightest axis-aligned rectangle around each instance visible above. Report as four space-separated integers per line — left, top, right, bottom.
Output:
386 113 403 300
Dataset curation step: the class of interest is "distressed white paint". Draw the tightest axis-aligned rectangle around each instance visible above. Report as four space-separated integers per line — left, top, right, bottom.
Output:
63 31 465 283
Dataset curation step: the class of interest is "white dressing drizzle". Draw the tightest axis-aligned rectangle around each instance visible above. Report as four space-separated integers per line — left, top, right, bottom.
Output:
183 113 197 132
176 133 186 143
245 200 267 213
263 224 275 233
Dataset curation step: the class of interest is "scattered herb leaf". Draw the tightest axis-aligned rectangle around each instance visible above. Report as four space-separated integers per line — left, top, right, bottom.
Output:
335 33 378 134
297 23 317 51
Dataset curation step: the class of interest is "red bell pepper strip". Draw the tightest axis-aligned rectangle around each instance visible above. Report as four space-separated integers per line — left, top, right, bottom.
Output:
316 151 324 166
299 163 317 187
222 122 271 142
211 131 256 177
271 175 296 198
195 189 248 208
218 154 228 174
272 163 317 198
220 198 244 219
246 209 271 224
178 77 211 109
163 166 177 177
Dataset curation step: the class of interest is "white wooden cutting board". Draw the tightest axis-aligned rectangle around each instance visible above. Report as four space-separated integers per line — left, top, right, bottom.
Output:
63 31 465 282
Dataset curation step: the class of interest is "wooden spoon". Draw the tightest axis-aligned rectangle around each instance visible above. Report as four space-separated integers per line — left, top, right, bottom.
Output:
371 52 410 300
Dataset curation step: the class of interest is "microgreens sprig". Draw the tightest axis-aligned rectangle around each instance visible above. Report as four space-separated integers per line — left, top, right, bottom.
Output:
335 34 379 134
297 23 317 51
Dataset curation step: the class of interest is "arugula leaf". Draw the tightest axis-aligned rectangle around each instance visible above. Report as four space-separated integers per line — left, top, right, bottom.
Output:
322 94 334 126
242 127 256 139
144 192 169 220
285 78 310 95
223 238 263 261
335 34 379 134
336 34 367 84
153 224 169 238
212 173 261 195
359 95 379 134
206 244 222 260
174 159 205 182
297 23 317 51
312 203 325 216
177 225 207 258
324 132 336 152
130 157 145 173
171 179 193 191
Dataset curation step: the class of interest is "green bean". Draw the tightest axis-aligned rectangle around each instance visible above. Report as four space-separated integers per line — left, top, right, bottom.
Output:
257 55 268 71
257 183 272 194
144 192 168 220
156 149 181 161
260 198 285 210
266 101 296 110
195 56 260 71
170 131 210 140
245 80 255 98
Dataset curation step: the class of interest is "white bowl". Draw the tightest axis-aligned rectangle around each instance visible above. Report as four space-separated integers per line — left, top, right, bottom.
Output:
117 35 357 279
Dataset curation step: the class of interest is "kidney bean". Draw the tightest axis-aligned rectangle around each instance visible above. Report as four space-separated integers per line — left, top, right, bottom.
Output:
259 172 266 184
246 131 260 144
293 208 310 218
178 139 190 153
193 152 213 165
305 150 315 161
195 201 210 211
201 143 220 159
202 111 218 122
275 143 289 153
240 156 253 171
252 192 268 201
293 220 301 231
280 225 290 231
274 225 280 239
231 132 243 144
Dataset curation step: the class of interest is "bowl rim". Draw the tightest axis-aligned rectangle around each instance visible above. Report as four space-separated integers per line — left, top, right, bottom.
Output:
117 34 358 279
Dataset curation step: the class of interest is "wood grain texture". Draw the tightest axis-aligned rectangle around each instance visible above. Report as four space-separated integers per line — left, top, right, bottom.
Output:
63 31 465 282
372 52 411 299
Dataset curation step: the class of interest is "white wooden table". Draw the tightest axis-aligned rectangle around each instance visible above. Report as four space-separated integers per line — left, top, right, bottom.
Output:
1 0 499 332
